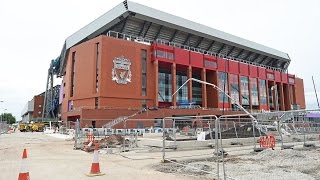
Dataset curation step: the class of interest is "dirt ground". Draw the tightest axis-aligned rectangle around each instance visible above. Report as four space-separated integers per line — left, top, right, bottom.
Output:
0 132 196 180
1 131 320 180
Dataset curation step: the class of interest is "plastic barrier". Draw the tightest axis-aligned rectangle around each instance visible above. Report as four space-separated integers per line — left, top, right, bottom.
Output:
86 132 95 143
259 135 276 149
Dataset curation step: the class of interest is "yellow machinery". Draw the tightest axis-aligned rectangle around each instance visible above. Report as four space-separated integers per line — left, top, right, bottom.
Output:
19 122 45 132
19 123 30 132
31 122 45 132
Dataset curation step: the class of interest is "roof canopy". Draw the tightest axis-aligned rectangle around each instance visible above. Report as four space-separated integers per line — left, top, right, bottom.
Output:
58 0 291 75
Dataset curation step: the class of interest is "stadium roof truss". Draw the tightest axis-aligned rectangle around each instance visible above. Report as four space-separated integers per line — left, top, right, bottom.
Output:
58 0 291 76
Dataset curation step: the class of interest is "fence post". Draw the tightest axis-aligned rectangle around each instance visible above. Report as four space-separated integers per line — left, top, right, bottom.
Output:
233 121 239 143
252 119 257 150
162 118 165 162
173 119 176 148
277 118 284 148
215 117 219 179
74 119 80 149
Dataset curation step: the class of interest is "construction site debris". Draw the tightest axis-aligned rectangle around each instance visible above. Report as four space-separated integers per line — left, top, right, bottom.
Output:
205 124 266 140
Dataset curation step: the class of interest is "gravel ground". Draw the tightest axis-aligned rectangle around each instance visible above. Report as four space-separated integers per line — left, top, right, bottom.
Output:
2 131 319 180
153 148 320 180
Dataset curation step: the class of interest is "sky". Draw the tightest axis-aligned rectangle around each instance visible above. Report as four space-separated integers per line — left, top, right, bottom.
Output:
0 0 320 120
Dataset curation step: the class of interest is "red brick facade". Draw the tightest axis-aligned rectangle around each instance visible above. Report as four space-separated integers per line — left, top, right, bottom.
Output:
61 35 305 128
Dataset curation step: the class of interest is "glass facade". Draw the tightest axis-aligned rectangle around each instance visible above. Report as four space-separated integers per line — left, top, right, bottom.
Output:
158 70 172 102
259 80 267 105
229 74 239 104
218 72 228 103
268 85 274 109
250 78 259 106
192 74 202 105
240 76 249 105
156 50 174 60
141 49 147 96
176 71 188 102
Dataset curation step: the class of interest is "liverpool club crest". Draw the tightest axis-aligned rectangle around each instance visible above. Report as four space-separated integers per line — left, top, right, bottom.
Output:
112 56 132 84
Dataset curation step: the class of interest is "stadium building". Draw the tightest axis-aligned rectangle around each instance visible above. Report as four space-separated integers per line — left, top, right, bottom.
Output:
57 1 305 128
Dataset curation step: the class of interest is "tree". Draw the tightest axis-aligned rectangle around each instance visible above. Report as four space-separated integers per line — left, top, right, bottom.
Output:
0 113 16 124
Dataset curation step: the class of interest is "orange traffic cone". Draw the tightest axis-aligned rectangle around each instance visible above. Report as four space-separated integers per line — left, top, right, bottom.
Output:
18 148 30 180
86 143 105 176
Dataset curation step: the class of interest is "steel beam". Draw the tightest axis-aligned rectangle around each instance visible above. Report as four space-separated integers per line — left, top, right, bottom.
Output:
244 52 253 61
183 34 192 45
138 21 147 36
194 37 204 48
226 46 235 56
235 49 245 58
252 54 261 62
217 44 226 54
258 56 268 64
154 25 163 40
120 17 128 33
143 22 152 38
206 40 215 51
170 29 178 42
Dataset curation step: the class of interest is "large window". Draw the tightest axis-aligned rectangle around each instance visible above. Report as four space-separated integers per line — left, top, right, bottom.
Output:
156 49 174 60
158 71 172 102
176 71 188 102
192 74 202 105
259 80 267 105
250 78 259 106
240 76 249 105
141 49 147 96
218 72 228 103
95 43 99 93
71 52 76 97
204 60 217 69
229 74 239 104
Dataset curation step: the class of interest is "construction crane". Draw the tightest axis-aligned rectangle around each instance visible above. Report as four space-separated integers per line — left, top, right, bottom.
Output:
42 57 61 121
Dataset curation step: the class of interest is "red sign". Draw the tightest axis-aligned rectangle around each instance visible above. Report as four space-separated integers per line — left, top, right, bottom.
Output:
259 135 276 149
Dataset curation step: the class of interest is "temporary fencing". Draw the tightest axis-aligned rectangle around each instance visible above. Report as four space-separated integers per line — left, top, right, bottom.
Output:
67 109 320 180
0 122 9 134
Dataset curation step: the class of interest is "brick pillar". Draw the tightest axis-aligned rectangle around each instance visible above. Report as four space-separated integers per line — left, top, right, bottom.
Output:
201 68 207 108
266 81 270 110
154 60 159 107
279 83 285 111
257 79 261 110
188 66 192 102
248 78 252 112
272 82 277 111
171 63 177 106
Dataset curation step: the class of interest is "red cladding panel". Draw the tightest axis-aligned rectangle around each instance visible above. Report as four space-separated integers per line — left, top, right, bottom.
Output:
288 74 295 84
258 67 266 79
266 69 273 74
155 43 174 51
190 52 203 68
249 65 258 77
228 61 239 74
274 71 281 82
281 73 288 83
217 58 227 72
239 63 249 76
260 105 269 111
219 103 230 108
204 55 216 61
174 48 189 65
